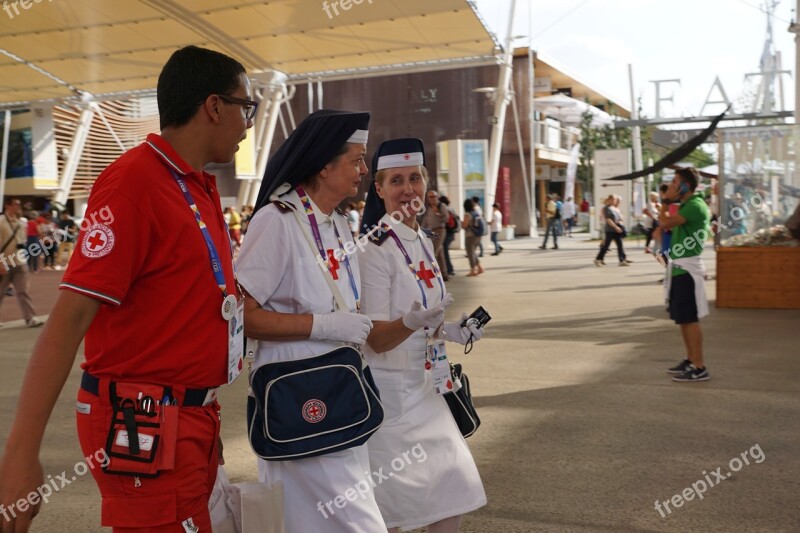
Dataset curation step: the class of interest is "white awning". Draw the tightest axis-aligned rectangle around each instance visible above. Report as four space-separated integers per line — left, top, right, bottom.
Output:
534 93 614 127
0 0 500 108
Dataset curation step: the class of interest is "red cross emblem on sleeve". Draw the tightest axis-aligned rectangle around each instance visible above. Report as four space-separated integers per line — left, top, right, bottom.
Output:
81 224 115 259
418 261 435 288
327 249 340 280
87 232 106 250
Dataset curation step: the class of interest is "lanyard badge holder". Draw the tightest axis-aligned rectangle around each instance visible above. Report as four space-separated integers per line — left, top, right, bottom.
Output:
426 331 455 395
170 170 243 384
386 224 453 395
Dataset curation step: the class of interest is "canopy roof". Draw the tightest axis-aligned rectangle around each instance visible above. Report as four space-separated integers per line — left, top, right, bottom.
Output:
0 0 499 108
529 50 630 118
534 93 614 127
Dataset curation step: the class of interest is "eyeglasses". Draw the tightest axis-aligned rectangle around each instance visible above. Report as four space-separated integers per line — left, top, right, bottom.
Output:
217 94 258 121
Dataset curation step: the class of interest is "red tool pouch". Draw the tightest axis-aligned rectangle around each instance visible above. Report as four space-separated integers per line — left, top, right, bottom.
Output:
103 381 179 477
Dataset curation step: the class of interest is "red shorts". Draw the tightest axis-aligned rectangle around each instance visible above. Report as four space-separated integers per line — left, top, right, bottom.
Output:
76 386 220 532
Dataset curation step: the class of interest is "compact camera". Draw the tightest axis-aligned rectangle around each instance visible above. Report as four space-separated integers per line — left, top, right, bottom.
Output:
461 306 491 329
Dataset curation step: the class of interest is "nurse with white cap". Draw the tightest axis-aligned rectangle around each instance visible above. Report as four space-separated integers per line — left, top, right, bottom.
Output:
237 109 386 532
358 138 487 533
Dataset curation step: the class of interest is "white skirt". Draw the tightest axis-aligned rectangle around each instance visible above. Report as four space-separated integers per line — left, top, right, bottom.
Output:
258 445 387 533
367 348 487 531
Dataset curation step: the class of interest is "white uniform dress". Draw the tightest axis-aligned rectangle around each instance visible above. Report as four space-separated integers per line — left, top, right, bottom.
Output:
236 190 386 533
357 213 487 531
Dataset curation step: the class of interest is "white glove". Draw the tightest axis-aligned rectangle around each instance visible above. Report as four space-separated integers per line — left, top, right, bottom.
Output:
310 311 373 345
402 293 454 331
440 313 485 345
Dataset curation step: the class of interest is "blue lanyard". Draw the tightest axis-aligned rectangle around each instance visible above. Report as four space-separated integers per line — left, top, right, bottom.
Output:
383 222 445 309
295 187 360 307
169 170 230 298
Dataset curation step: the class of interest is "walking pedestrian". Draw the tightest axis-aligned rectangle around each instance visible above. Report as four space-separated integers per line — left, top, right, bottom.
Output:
653 184 675 281
594 195 632 266
0 45 253 531
39 212 57 270
440 195 458 277
472 196 485 257
359 137 487 533
490 203 503 255
25 210 42 273
347 201 361 239
0 198 44 327
420 190 448 281
539 194 560 249
643 191 660 254
462 198 485 276
237 109 387 532
562 196 576 237
54 211 78 270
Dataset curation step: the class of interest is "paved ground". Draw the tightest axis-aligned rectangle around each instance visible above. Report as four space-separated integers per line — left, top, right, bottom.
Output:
0 268 62 323
1 235 799 532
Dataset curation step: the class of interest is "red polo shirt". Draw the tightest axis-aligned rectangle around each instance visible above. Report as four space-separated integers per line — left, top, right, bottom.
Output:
61 134 234 388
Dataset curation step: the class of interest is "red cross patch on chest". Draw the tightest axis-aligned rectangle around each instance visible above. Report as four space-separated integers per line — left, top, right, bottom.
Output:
418 261 435 288
327 249 340 280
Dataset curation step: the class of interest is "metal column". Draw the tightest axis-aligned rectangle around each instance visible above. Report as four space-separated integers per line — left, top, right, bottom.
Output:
485 0 518 215
54 104 95 205
0 110 11 211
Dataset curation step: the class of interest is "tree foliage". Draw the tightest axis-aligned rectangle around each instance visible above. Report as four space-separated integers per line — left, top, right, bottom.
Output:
576 99 716 197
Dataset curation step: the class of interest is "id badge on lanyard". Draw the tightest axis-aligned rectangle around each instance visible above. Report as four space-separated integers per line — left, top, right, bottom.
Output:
426 337 454 395
226 298 245 384
385 222 450 395
168 167 243 384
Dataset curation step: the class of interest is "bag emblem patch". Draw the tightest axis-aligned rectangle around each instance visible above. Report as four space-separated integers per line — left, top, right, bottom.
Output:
302 399 327 423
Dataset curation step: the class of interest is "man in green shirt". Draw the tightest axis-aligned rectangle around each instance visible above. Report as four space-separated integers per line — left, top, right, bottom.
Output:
659 167 711 382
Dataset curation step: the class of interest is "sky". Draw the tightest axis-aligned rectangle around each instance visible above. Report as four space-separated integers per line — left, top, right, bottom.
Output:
473 0 797 121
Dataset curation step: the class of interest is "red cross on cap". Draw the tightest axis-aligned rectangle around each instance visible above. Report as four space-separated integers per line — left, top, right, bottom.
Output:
403 153 410 160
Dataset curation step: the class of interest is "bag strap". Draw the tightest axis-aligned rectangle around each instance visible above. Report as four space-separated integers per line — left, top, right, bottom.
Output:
286 204 350 312
286 204 369 363
1 215 20 256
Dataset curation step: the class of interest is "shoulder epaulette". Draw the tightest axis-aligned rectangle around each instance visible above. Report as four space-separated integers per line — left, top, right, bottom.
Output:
272 200 296 213
367 228 391 246
421 228 438 240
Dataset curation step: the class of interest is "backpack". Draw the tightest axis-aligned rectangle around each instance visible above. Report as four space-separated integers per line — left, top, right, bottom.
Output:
445 209 461 233
471 211 487 236
554 201 563 220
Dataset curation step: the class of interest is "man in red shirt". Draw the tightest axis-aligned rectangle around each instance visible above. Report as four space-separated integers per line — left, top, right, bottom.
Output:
24 211 42 273
0 46 254 532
